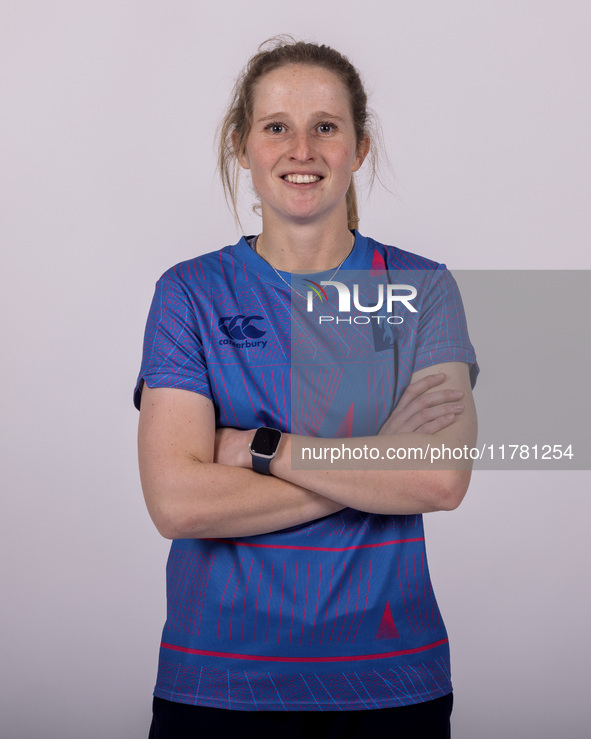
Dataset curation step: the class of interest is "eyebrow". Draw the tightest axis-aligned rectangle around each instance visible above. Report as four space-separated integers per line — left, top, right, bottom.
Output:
256 111 347 123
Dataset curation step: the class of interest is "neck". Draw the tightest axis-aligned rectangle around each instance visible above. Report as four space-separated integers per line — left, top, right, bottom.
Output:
256 210 354 273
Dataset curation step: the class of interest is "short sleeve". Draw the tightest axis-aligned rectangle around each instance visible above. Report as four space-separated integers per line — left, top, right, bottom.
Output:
133 275 213 409
413 267 479 388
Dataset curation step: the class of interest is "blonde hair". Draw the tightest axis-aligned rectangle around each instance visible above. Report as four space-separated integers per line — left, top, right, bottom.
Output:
217 37 377 230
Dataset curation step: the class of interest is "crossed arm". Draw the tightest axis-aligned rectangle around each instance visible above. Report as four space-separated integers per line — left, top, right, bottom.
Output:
137 362 477 540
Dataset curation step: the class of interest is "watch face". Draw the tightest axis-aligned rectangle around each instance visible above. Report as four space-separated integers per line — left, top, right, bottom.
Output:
251 427 282 456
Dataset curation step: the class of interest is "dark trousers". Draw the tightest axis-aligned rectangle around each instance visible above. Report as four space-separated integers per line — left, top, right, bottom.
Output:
149 693 453 738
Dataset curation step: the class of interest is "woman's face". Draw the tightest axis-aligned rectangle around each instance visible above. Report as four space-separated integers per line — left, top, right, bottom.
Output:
239 64 368 229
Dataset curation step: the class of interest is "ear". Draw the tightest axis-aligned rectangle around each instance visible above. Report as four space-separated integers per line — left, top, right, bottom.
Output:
352 135 370 173
232 130 250 170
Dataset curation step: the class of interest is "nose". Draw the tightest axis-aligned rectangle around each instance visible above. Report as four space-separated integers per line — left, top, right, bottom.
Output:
289 130 314 162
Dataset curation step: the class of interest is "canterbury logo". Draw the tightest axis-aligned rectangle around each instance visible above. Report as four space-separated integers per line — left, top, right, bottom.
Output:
218 315 266 340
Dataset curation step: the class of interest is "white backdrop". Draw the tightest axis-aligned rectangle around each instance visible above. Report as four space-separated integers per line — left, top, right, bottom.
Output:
2 1 590 737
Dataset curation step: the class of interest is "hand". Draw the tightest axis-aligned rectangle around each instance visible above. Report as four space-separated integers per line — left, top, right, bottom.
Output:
378 372 465 436
214 427 254 468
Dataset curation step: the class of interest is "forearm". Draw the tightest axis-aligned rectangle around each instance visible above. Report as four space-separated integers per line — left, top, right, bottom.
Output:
270 363 478 513
140 457 344 540
269 431 473 514
138 385 344 539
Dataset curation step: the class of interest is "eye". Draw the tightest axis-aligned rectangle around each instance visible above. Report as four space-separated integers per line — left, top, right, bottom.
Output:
265 122 286 134
317 122 336 134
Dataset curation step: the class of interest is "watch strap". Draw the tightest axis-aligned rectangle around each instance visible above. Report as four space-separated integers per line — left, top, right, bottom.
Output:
251 453 272 475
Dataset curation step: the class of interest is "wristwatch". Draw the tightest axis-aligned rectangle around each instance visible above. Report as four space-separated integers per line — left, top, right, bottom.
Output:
249 427 282 475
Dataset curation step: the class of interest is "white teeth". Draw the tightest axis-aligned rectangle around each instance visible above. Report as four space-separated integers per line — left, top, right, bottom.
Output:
283 174 321 184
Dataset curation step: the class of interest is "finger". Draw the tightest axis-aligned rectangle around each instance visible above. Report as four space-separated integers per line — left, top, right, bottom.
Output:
402 402 464 433
392 390 464 431
395 372 447 412
416 413 459 435
402 388 464 416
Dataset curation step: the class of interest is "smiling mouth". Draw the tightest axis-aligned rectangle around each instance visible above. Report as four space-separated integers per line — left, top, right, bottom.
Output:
282 174 322 184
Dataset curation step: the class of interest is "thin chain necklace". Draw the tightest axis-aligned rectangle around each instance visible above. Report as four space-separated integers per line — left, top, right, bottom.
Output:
255 233 354 300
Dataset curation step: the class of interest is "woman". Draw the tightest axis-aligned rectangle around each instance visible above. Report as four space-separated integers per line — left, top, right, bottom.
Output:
135 38 477 738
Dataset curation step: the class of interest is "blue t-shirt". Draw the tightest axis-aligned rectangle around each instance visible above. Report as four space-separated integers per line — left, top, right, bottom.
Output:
135 231 477 711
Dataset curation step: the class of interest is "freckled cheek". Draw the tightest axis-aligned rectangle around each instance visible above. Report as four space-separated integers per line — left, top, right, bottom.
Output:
327 144 359 170
248 149 283 177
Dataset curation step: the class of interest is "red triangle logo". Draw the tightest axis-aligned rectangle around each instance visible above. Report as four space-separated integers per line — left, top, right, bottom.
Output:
375 601 400 640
